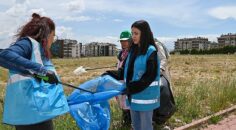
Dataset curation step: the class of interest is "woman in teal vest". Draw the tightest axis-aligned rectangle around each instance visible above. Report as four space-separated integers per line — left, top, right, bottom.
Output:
123 20 160 130
0 13 69 130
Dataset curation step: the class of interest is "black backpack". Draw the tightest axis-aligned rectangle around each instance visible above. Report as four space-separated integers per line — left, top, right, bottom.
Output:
153 76 176 125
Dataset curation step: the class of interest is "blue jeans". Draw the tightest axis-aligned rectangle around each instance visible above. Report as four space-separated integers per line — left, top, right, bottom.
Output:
130 110 153 130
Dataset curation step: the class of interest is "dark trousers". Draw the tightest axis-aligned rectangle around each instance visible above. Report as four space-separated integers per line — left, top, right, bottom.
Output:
15 120 53 130
122 110 131 125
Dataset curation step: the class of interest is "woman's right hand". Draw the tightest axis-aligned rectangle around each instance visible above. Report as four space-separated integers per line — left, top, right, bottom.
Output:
34 70 59 84
45 70 59 84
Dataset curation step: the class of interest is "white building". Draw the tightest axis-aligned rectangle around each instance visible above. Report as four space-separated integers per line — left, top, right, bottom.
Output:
84 42 117 57
218 33 236 47
175 37 209 51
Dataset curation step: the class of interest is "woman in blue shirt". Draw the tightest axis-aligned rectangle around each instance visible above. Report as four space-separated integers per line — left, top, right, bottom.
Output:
0 13 69 130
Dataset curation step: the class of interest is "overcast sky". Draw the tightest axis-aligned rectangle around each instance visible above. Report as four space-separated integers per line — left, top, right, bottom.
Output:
0 0 236 50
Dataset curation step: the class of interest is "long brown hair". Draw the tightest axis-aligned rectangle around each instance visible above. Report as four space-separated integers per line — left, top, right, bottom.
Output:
15 13 55 58
131 20 157 55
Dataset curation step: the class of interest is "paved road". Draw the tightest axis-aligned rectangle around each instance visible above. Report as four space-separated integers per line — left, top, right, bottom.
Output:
203 114 236 130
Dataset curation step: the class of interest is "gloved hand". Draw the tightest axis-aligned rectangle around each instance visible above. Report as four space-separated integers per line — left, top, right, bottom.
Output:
34 70 59 84
45 70 59 84
33 73 42 81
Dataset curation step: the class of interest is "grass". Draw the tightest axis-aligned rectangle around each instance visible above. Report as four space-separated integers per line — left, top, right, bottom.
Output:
208 115 223 124
0 55 236 129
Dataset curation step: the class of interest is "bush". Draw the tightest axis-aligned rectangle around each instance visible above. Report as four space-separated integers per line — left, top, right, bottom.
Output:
177 46 236 55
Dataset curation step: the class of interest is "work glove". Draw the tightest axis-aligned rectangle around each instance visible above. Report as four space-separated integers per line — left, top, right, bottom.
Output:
34 70 59 84
45 70 59 84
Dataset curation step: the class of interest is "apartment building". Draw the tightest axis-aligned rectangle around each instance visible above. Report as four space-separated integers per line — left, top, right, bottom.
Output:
84 42 117 57
51 39 81 58
175 37 209 51
218 33 236 47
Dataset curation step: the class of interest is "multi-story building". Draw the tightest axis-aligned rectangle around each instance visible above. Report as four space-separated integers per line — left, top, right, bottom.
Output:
79 42 82 56
81 45 86 57
207 42 219 50
51 39 80 58
174 37 209 51
51 40 117 58
84 42 117 57
217 33 236 47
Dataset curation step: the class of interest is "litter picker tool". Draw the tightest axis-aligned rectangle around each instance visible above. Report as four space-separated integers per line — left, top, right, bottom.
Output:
35 74 94 93
73 65 116 75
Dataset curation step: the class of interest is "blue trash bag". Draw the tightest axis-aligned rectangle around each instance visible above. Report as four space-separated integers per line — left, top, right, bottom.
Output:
67 75 125 130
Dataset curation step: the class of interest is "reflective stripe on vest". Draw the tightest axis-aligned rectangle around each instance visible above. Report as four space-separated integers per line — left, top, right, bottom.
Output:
131 98 159 104
150 81 159 86
131 80 159 105
28 37 43 65
8 37 43 84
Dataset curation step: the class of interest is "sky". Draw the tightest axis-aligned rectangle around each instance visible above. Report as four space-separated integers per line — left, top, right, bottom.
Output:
0 0 236 50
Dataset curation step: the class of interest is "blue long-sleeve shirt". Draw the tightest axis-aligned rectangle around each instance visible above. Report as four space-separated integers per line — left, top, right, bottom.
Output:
0 37 47 75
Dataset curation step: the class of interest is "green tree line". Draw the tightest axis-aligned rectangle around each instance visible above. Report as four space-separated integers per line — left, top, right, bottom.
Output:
172 46 236 55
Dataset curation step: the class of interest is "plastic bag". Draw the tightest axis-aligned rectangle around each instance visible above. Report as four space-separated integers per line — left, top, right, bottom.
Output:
67 75 125 130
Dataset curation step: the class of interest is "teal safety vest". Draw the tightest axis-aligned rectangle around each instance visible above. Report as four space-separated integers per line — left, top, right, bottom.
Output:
3 37 69 125
124 45 160 111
